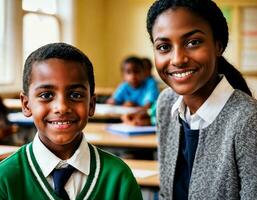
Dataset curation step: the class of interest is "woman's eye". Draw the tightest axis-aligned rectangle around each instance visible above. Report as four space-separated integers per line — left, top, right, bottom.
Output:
156 44 171 52
187 40 202 48
39 92 53 100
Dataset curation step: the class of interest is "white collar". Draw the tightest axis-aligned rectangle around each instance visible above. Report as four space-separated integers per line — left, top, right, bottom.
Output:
32 133 90 177
171 76 234 128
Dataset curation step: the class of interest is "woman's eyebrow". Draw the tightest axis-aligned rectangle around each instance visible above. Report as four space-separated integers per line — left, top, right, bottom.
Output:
154 29 206 43
182 29 206 38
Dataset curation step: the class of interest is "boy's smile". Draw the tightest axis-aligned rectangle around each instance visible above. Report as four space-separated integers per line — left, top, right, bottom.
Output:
21 58 95 157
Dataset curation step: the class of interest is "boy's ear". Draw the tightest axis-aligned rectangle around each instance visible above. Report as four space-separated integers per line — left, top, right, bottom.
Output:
20 92 32 117
89 94 96 117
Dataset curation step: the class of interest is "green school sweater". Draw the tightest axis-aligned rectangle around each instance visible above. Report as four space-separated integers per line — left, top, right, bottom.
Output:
0 143 143 200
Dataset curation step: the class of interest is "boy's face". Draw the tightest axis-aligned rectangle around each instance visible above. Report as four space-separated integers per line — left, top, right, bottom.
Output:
123 63 145 88
20 58 95 150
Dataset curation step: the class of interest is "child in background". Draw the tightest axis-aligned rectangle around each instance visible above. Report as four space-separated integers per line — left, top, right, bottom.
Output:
106 56 159 109
0 43 143 200
0 97 18 142
147 0 257 199
121 101 156 126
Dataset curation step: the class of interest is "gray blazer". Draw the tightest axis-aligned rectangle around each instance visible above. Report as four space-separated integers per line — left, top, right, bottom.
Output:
157 88 257 200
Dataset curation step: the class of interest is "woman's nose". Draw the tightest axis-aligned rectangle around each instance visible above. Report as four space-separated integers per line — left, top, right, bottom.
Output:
171 47 188 67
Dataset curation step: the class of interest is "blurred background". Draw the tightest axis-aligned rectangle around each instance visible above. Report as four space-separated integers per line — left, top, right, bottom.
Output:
0 0 257 98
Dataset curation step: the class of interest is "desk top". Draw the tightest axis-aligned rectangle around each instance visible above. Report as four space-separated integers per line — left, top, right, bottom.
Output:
84 123 157 149
123 159 159 188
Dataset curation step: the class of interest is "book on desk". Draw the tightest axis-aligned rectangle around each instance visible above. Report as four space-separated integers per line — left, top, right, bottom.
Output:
106 123 156 136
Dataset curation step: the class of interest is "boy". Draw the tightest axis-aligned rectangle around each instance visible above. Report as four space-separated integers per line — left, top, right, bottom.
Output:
0 43 143 200
106 56 159 109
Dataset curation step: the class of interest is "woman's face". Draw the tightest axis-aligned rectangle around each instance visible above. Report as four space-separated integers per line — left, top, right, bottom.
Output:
152 7 222 97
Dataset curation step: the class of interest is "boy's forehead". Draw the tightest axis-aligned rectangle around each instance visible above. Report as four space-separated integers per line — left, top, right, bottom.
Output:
30 58 89 84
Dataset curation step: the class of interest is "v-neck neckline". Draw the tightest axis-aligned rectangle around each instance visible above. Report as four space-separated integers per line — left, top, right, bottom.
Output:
26 143 100 200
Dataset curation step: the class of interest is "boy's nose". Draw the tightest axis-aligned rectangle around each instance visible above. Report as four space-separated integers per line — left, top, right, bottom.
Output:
53 96 71 114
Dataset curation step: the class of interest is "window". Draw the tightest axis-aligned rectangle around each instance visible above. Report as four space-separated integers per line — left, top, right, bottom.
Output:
0 0 7 84
22 0 60 63
0 0 74 94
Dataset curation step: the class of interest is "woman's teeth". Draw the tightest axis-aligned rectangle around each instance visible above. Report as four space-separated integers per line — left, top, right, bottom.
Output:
172 70 194 78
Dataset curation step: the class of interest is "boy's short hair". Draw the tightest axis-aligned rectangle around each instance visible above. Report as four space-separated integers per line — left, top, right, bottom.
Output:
121 56 144 71
23 42 95 96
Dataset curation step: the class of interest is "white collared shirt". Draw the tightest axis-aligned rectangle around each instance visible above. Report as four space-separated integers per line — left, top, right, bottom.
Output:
32 133 90 200
171 76 234 130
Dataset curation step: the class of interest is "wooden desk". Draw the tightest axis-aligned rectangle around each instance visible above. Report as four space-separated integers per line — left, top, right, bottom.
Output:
84 123 157 149
123 159 159 188
0 145 20 161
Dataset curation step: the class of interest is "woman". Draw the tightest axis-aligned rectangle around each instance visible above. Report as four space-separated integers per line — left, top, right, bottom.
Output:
146 0 257 199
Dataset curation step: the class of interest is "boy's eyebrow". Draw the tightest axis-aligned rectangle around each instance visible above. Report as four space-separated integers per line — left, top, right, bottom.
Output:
34 84 88 90
154 29 206 43
35 84 55 90
68 84 88 90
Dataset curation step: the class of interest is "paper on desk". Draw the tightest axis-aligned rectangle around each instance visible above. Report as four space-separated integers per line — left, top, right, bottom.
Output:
95 104 138 115
131 169 158 178
106 123 156 136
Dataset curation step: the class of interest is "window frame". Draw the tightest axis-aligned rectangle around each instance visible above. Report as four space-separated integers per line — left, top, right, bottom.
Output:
0 0 74 96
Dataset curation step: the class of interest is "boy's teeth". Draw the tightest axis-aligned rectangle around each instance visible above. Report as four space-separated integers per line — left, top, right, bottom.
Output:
51 121 71 125
173 71 193 78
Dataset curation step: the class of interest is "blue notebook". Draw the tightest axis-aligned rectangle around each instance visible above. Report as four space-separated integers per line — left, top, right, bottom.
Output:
106 123 156 136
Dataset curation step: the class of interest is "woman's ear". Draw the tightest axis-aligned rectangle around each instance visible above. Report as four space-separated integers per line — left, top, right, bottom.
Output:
20 92 32 117
89 94 96 117
216 41 223 57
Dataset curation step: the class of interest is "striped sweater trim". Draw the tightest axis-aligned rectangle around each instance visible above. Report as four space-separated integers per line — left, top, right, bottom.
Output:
26 143 101 200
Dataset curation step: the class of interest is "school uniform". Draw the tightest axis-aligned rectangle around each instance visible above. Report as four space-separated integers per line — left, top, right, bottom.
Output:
112 78 159 106
0 134 143 200
157 76 257 200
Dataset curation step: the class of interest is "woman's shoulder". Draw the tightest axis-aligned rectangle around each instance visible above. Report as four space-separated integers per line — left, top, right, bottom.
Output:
220 90 257 127
158 87 178 106
229 90 257 112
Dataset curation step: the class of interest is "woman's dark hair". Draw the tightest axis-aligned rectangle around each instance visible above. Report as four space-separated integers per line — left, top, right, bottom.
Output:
23 42 95 96
146 0 252 96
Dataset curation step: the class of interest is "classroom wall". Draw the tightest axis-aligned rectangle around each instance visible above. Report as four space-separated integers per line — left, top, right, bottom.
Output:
74 0 107 88
74 0 155 89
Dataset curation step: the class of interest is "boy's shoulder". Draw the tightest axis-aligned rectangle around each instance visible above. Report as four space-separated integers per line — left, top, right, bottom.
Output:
96 146 131 172
0 145 27 178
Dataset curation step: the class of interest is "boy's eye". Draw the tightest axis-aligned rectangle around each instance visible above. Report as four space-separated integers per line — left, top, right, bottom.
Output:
186 39 202 48
39 92 53 100
70 92 84 100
